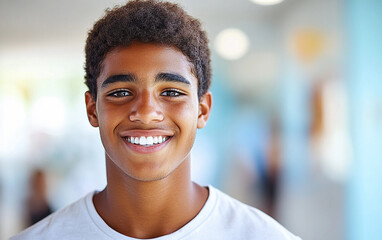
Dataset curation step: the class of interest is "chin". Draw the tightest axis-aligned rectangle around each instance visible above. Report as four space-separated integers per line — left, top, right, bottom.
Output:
119 161 170 180
125 169 172 182
124 159 186 183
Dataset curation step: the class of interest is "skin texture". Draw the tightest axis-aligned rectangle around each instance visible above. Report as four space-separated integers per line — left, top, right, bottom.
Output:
85 42 212 238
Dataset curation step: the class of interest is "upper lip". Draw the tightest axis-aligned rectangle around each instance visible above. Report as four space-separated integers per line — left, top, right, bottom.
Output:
119 129 174 137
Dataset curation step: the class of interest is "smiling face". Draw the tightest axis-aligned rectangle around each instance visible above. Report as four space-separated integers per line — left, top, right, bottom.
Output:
85 42 211 182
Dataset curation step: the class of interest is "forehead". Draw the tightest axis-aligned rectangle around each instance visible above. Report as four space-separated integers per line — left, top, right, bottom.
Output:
98 42 197 86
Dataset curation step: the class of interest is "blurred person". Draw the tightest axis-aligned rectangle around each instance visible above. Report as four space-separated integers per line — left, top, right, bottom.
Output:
262 115 282 218
24 169 53 227
309 77 350 181
11 1 301 239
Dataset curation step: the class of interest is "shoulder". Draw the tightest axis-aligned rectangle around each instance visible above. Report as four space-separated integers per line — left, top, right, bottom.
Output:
10 192 96 240
207 186 301 240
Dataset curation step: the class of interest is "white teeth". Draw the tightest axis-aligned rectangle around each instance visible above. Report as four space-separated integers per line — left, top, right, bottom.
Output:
139 136 147 146
147 136 154 145
128 136 169 146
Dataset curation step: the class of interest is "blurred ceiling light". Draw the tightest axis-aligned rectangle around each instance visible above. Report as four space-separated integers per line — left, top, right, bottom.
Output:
249 0 284 5
214 28 250 60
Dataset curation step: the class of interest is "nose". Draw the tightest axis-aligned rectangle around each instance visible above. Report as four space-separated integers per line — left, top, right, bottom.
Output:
129 91 164 124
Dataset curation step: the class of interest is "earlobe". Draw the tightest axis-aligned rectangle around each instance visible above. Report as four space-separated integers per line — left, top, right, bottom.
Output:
197 91 212 129
85 91 99 127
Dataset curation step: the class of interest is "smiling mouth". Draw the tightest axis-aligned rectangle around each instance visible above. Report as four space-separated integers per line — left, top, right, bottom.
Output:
124 136 171 147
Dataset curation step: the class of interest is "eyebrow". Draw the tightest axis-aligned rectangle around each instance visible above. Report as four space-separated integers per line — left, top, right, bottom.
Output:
100 72 190 88
156 73 190 85
101 74 136 88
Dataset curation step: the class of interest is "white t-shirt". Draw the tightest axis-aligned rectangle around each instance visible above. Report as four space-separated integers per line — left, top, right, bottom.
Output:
10 186 301 240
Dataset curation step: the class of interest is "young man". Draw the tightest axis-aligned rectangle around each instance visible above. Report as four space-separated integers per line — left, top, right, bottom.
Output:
11 1 301 239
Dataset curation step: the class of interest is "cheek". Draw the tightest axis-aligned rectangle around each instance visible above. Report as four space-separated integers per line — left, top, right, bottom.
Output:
97 102 125 125
165 100 199 149
166 100 199 125
96 103 126 143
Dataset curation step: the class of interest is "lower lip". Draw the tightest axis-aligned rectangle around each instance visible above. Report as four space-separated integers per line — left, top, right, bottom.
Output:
122 137 171 154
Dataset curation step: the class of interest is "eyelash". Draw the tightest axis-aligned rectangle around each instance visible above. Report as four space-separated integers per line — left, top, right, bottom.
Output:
161 89 185 97
107 89 131 97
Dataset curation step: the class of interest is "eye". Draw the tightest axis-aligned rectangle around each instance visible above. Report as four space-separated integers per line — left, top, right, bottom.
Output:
161 89 185 97
108 89 131 97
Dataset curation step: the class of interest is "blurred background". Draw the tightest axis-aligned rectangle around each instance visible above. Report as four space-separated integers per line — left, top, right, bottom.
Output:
0 0 381 239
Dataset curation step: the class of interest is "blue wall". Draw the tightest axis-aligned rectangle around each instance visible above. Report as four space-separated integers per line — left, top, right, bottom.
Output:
347 0 382 239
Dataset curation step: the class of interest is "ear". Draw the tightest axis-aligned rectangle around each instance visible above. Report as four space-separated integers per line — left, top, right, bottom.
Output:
197 91 212 129
85 91 99 127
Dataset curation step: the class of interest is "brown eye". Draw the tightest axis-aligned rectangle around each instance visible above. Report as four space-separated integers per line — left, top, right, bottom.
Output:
109 90 131 97
161 89 184 97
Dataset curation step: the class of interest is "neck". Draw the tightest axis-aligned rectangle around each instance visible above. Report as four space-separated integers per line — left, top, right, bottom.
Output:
93 156 208 239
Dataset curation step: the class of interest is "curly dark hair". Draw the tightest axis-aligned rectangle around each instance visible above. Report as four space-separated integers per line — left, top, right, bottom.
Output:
85 0 211 100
